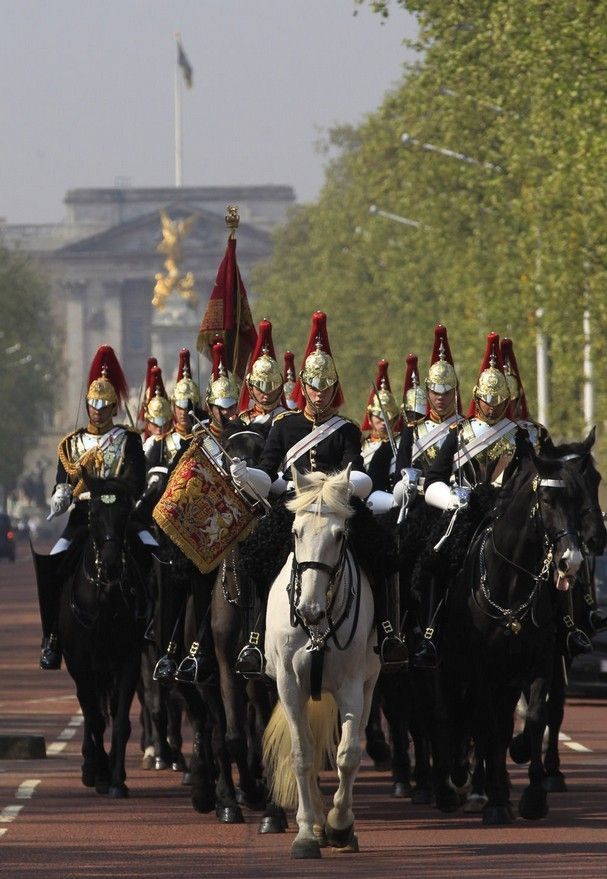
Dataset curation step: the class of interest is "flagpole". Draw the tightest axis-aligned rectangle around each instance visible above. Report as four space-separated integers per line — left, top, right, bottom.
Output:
174 33 183 187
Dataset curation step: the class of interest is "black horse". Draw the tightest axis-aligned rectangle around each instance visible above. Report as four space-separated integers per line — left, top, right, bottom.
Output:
57 473 149 797
443 443 584 825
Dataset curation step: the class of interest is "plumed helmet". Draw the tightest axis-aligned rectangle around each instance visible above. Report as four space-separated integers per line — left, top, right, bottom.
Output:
402 354 427 417
246 320 283 394
471 332 510 411
206 340 240 409
145 366 172 426
501 338 528 419
171 348 201 408
426 325 458 394
86 344 129 410
362 360 399 430
291 311 343 408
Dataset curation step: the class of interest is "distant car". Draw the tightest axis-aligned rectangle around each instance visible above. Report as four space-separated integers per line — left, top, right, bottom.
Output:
567 555 607 696
0 512 16 562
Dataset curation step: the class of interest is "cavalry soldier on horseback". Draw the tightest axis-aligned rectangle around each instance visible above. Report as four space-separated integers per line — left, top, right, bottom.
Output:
231 310 408 677
239 319 287 427
37 344 147 670
391 326 463 667
361 360 402 504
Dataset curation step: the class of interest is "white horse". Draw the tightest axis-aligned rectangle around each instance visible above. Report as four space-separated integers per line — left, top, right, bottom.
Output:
262 466 380 859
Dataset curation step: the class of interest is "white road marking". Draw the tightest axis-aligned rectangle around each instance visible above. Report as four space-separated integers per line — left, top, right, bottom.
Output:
559 731 592 753
0 805 24 823
16 780 41 800
46 742 67 755
57 728 77 741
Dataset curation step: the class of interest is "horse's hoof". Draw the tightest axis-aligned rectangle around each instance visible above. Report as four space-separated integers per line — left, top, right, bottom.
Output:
109 784 129 799
291 839 322 859
411 787 433 805
519 787 548 820
95 781 109 795
325 823 359 853
392 781 413 798
192 791 215 813
81 768 96 788
141 754 155 771
154 757 168 771
215 803 245 824
543 772 567 793
435 787 459 813
181 771 192 786
509 732 531 765
259 805 288 834
483 804 514 825
170 752 188 773
463 792 488 813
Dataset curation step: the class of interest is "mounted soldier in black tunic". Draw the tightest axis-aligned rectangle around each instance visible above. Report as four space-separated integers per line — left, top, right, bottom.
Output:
36 344 147 670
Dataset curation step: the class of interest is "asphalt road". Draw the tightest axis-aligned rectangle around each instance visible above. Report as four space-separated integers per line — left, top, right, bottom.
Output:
0 544 606 878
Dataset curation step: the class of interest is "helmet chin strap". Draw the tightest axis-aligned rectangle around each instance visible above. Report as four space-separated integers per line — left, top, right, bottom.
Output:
303 383 337 419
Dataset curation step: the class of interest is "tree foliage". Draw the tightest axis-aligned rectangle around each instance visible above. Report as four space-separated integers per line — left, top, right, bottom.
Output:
0 246 58 495
255 1 607 464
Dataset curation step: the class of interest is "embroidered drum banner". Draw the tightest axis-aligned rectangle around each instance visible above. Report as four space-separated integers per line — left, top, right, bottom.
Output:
153 441 256 573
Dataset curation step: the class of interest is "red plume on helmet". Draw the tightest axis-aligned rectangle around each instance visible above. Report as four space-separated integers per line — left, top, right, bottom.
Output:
211 340 228 381
467 331 511 418
139 356 157 420
238 318 281 411
403 353 420 397
283 351 295 381
362 359 391 431
501 338 528 420
150 365 167 399
87 344 129 408
291 311 344 410
427 324 461 415
176 348 192 381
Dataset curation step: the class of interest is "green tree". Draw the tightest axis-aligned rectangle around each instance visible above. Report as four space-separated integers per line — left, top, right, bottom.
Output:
0 246 58 499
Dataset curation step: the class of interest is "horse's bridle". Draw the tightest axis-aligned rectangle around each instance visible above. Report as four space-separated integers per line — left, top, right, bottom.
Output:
288 524 360 652
475 474 577 632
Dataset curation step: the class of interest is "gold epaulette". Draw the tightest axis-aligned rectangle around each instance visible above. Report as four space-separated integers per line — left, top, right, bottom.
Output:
273 409 300 423
57 427 82 457
406 416 425 429
449 421 460 432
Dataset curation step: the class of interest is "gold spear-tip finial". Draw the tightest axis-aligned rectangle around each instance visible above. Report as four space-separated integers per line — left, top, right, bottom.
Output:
225 205 240 233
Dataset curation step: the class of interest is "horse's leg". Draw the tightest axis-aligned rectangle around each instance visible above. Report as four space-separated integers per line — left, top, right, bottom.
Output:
519 675 549 820
380 672 412 797
408 671 434 804
253 679 288 834
107 649 141 798
277 678 320 859
166 689 187 772
364 680 391 769
325 675 373 853
178 682 215 813
71 675 109 794
543 653 568 792
481 683 516 825
201 682 244 824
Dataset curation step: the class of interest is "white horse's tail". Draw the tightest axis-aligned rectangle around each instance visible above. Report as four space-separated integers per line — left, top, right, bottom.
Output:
262 694 339 809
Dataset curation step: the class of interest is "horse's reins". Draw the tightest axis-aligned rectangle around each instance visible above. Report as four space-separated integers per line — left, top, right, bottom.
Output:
474 475 575 633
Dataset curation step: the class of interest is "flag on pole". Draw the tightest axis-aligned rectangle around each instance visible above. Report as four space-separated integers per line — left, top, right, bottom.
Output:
177 38 193 88
196 207 257 381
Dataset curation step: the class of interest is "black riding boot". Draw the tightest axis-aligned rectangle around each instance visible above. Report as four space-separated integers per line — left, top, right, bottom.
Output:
32 548 64 671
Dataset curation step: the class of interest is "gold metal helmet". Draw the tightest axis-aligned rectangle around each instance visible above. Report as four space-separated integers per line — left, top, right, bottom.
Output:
505 370 520 402
87 375 117 410
426 341 458 394
474 353 510 405
404 374 427 417
247 348 283 394
171 369 201 408
206 366 239 409
145 387 172 427
301 339 338 391
368 380 400 422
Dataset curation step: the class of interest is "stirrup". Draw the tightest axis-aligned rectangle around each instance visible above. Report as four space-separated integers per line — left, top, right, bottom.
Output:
40 635 61 671
378 629 408 673
174 642 214 684
412 638 439 670
566 628 593 658
235 643 266 679
589 609 607 633
153 642 178 685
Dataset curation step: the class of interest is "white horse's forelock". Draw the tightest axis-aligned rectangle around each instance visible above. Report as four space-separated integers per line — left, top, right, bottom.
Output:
286 470 354 521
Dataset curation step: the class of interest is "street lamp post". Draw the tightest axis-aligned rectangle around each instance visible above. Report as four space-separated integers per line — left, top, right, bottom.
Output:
368 204 426 229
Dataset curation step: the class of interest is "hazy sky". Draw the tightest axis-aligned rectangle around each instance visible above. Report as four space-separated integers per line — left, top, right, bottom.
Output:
1 0 417 225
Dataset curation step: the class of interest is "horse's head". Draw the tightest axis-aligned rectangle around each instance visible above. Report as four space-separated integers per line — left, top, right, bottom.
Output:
552 428 606 556
286 466 354 631
83 472 134 593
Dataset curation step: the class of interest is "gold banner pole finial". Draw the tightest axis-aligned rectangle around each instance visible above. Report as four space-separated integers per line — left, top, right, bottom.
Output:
225 205 240 238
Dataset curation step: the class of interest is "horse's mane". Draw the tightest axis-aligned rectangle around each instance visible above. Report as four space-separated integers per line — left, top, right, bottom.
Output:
286 470 354 521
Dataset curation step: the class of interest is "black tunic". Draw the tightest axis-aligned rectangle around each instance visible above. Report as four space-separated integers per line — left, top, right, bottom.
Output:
259 411 365 481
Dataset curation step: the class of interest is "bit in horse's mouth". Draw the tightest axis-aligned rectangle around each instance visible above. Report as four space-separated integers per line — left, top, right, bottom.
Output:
554 571 571 592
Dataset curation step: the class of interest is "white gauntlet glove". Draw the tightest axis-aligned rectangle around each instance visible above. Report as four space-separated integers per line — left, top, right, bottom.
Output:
49 484 73 518
230 459 271 498
393 468 421 508
425 481 470 511
230 458 249 486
